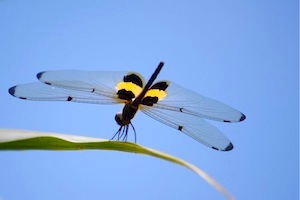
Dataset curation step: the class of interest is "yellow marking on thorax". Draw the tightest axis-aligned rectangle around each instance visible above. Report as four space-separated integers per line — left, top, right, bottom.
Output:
145 89 167 100
116 82 143 97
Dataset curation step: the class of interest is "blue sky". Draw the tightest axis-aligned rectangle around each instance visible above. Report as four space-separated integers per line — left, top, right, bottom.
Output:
0 1 298 200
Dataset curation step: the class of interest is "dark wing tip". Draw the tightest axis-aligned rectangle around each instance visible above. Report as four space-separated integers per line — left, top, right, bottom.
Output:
211 142 233 151
240 113 246 121
224 142 234 151
37 71 46 80
8 86 27 99
8 86 16 96
223 113 246 123
37 71 51 85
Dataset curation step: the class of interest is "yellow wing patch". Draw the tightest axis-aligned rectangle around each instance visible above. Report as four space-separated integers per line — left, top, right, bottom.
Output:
116 82 143 98
145 89 167 100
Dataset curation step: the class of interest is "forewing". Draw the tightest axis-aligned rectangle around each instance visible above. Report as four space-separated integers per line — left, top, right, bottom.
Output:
140 105 233 151
9 82 121 104
150 82 245 123
9 70 145 104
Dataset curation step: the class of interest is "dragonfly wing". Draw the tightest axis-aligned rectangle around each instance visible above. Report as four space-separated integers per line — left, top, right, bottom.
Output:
9 70 146 104
38 70 145 98
140 104 233 151
150 82 245 123
9 82 121 104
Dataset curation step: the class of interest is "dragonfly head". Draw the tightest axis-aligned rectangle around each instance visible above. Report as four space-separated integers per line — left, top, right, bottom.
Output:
115 112 131 126
115 113 123 126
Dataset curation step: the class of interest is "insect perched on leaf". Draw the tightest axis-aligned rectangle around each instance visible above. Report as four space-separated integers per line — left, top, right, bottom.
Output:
9 62 245 151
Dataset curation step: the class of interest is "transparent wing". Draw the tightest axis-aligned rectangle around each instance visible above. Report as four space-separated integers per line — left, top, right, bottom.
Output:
9 70 145 104
150 81 245 123
140 105 233 151
140 81 246 151
9 82 122 104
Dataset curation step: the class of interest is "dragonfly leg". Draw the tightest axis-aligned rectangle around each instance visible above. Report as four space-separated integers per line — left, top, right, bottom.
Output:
109 124 136 143
110 126 122 141
130 122 137 143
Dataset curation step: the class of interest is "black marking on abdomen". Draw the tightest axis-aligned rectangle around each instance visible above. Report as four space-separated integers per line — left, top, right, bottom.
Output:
91 88 95 93
124 73 143 88
150 81 169 91
67 96 73 101
223 120 231 123
178 126 183 131
141 96 158 106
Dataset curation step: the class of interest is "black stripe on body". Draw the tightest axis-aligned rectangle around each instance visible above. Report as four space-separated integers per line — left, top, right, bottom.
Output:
133 62 164 106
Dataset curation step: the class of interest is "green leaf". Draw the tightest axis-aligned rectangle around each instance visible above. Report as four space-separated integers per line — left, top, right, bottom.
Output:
0 129 234 200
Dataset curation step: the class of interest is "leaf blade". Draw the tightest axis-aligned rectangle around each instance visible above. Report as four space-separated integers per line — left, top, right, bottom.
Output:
0 129 234 200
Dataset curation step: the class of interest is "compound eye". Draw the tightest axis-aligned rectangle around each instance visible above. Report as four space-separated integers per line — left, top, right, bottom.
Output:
115 113 123 125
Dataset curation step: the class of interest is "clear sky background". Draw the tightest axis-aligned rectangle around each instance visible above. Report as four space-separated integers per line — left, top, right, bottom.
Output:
0 1 298 200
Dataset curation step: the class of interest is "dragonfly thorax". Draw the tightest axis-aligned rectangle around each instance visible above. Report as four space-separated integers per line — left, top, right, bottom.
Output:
115 103 139 126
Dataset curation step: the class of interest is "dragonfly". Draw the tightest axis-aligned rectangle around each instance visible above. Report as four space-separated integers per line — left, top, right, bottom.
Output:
8 62 245 151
